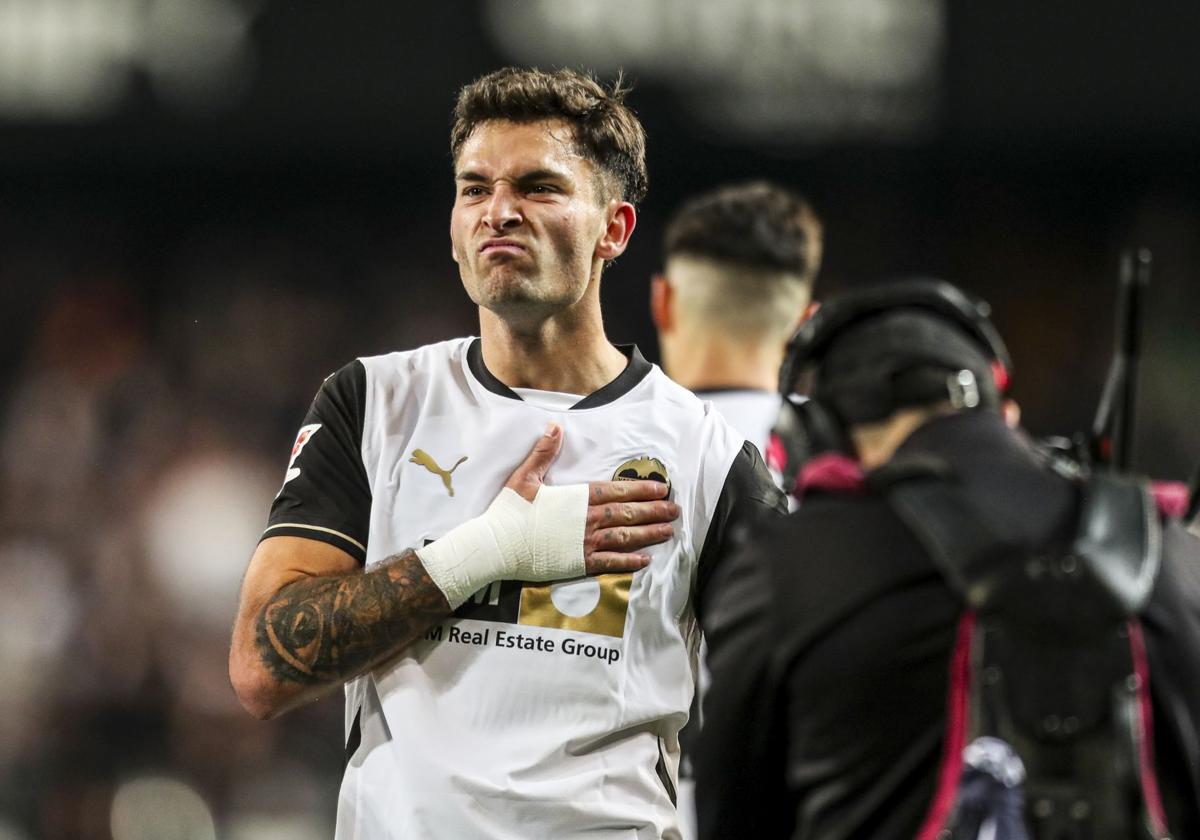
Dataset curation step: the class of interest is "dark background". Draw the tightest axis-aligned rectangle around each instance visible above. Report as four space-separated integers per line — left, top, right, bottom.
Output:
0 2 1197 838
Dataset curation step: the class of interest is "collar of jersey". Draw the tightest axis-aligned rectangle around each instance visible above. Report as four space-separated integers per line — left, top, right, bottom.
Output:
466 337 652 410
691 386 776 396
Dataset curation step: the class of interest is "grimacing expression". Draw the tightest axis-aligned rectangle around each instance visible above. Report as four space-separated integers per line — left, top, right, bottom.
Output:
450 119 618 320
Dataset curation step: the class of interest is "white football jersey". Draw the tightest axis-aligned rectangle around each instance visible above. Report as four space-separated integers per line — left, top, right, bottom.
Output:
697 388 798 506
264 337 784 839
694 388 781 463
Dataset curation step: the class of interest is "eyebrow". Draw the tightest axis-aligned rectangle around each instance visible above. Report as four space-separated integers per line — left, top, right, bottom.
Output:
454 168 572 185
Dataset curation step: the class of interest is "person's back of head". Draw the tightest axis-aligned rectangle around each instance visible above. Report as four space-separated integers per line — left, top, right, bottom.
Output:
653 181 822 391
778 278 1015 469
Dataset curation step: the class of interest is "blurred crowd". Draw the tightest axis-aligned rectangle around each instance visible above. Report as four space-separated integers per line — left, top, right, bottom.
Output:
0 205 478 840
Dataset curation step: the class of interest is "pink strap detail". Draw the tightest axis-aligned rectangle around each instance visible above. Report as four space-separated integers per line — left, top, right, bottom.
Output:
915 610 976 840
796 452 866 499
765 431 788 475
1129 620 1169 836
1150 480 1190 518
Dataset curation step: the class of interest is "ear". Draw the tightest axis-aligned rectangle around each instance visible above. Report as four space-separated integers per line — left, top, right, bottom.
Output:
650 274 673 332
595 201 637 261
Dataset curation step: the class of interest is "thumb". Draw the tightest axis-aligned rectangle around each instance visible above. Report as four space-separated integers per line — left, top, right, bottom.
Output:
504 423 564 501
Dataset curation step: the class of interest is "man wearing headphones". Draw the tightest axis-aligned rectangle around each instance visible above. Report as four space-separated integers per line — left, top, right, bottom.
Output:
695 280 1200 839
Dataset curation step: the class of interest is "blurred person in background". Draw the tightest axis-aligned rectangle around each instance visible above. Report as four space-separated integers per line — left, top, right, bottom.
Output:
230 66 785 839
651 180 822 463
650 180 823 839
695 279 1200 839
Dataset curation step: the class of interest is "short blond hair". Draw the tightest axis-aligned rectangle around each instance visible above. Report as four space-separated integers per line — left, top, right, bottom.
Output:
666 255 813 341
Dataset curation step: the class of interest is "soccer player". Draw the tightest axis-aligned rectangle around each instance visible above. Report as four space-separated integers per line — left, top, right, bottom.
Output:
652 180 823 459
229 67 785 839
652 182 823 840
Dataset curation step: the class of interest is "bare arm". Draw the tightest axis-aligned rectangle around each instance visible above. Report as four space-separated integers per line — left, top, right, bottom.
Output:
230 537 450 719
230 423 678 719
255 548 446 687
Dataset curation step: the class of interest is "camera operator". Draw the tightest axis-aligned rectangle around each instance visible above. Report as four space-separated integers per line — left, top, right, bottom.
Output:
695 280 1200 840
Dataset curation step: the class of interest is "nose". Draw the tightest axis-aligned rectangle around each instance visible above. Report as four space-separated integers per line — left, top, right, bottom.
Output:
482 185 522 232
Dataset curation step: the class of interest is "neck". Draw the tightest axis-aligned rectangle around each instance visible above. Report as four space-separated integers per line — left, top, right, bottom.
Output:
662 329 783 392
479 295 627 395
851 404 957 469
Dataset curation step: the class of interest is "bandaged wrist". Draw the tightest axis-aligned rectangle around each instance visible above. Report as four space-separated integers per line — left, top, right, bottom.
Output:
416 485 588 608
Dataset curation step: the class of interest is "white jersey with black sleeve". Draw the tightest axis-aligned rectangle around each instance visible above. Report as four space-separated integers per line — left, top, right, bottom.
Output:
263 336 785 840
693 388 781 464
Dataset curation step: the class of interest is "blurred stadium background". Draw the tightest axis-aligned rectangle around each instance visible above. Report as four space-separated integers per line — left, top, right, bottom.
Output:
0 2 1197 838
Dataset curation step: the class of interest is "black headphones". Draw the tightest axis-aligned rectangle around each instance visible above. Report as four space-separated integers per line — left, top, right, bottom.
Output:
771 279 1013 484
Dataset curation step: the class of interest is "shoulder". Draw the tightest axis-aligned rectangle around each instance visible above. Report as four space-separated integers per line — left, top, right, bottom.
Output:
758 492 926 585
356 337 474 381
706 493 941 657
636 365 714 413
339 339 475 433
350 338 476 404
646 367 750 451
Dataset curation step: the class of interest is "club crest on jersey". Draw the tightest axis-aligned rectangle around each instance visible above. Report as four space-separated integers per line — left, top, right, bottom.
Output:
278 424 322 494
612 455 671 492
410 449 468 497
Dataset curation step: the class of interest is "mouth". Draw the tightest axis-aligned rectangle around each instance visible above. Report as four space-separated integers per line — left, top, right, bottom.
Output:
479 239 527 257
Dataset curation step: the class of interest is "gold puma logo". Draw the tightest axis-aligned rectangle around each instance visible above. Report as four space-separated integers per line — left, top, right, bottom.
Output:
410 449 468 497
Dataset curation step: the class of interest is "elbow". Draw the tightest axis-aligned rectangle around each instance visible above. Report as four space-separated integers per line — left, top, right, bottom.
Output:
229 653 288 721
238 689 284 722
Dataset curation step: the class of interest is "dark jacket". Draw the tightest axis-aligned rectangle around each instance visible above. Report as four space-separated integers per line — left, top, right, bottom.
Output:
696 410 1200 840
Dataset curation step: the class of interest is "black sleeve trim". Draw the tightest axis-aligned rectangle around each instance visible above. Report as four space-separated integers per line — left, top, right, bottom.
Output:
264 360 372 564
694 440 788 624
345 708 363 765
260 523 367 564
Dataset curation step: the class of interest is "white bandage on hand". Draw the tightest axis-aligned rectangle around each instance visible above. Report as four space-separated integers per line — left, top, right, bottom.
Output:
416 484 589 609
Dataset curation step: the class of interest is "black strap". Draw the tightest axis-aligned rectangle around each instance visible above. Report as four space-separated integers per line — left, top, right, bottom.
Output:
880 461 1167 840
871 456 1014 606
878 462 1160 625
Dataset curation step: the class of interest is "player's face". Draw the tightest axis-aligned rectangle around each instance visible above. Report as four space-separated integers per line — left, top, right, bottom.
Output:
450 119 618 322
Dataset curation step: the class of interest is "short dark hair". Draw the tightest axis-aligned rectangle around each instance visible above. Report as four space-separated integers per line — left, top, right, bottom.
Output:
450 67 649 206
663 181 822 280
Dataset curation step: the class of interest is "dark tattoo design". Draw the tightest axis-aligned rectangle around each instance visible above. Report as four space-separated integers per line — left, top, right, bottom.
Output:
255 550 450 685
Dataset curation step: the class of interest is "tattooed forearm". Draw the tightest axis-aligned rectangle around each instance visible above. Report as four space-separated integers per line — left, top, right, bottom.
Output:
255 549 450 686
